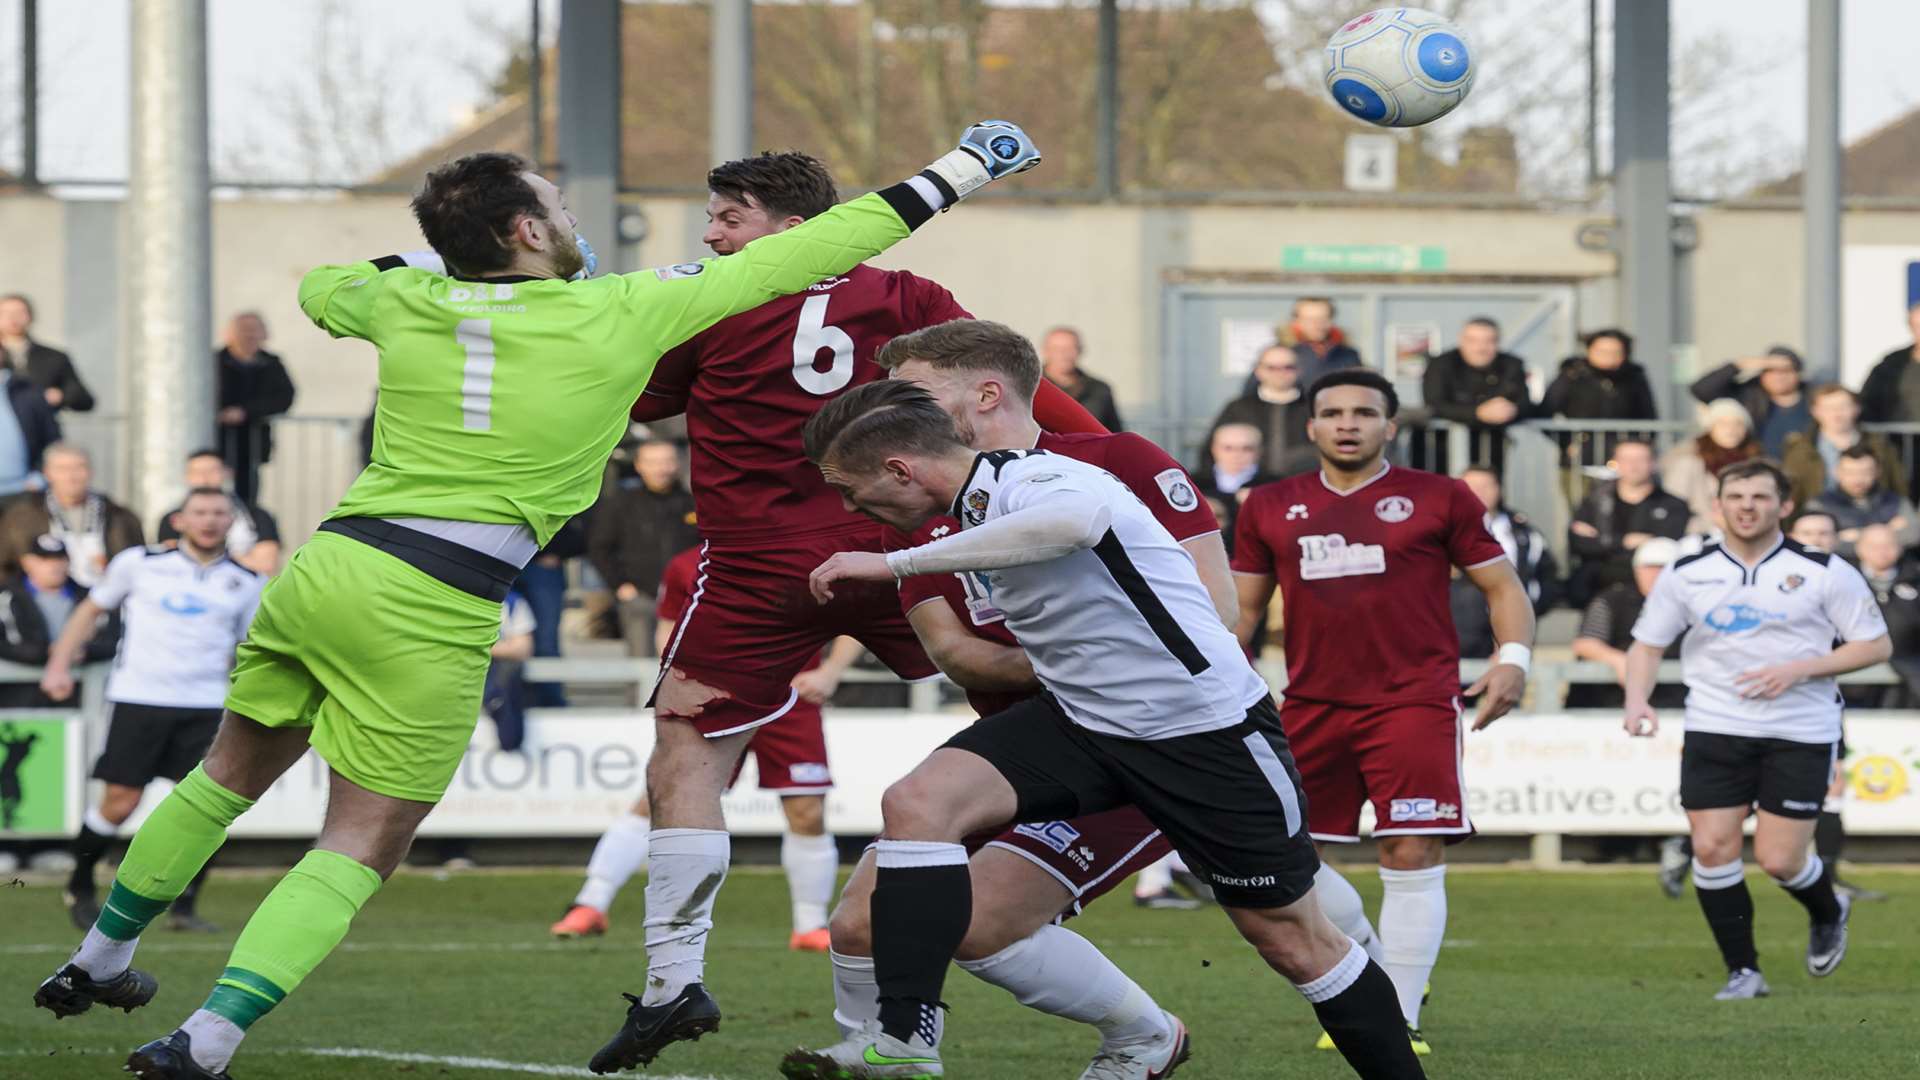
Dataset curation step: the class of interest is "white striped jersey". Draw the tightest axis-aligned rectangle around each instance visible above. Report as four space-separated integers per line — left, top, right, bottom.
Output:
88 546 263 709
951 450 1269 740
1631 535 1886 744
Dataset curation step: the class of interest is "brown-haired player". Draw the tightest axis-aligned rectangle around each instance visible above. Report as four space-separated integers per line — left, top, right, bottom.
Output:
809 319 1225 1079
590 145 1096 1073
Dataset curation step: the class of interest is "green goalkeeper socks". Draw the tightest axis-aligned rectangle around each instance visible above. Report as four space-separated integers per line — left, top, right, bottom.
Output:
95 766 254 941
204 848 384 1030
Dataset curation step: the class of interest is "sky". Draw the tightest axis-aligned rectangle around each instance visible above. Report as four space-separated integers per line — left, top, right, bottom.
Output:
1 0 1918 197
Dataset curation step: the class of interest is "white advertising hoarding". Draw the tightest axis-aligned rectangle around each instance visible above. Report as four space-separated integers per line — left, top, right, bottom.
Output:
117 711 1920 840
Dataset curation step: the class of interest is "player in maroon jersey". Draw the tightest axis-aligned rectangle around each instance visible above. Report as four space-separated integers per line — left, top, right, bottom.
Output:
1231 368 1535 1055
551 545 861 949
797 319 1225 1079
605 152 1106 1067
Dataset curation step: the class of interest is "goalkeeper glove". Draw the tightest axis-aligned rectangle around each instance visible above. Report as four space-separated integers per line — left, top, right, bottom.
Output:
923 120 1042 204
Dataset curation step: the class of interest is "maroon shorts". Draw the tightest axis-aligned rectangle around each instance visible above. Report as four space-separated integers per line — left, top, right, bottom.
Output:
727 701 832 793
985 807 1173 919
657 530 940 737
1281 697 1472 844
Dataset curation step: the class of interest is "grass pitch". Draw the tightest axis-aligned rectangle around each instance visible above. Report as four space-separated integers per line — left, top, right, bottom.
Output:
2 865 1915 1079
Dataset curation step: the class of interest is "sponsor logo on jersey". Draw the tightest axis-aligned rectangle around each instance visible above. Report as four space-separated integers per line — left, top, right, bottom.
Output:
1389 798 1459 822
1778 574 1806 594
1898 584 1919 602
1151 468 1199 511
963 488 991 525
788 762 831 785
806 276 849 292
653 262 706 280
1297 533 1386 580
1013 820 1081 854
160 592 210 617
1022 473 1064 485
1704 603 1788 634
1374 495 1414 523
1286 504 1310 521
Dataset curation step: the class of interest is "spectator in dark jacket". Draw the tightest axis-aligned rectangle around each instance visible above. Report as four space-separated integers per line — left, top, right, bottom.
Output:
1806 445 1920 558
0 443 141 585
1541 329 1659 423
587 439 701 657
1242 297 1363 398
1422 317 1532 476
1040 327 1122 431
1781 385 1906 509
1567 439 1689 603
1567 536 1686 709
0 535 121 708
0 363 61 497
216 312 297 504
0 294 96 413
1859 301 1920 426
1854 524 1920 708
1689 346 1809 459
1462 465 1558 613
1205 344 1315 478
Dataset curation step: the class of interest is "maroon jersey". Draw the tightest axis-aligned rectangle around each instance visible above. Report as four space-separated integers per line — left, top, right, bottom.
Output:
894 431 1221 717
1232 464 1506 707
637 264 969 545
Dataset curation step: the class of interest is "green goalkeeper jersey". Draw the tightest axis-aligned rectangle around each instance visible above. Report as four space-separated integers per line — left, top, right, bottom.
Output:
299 191 913 548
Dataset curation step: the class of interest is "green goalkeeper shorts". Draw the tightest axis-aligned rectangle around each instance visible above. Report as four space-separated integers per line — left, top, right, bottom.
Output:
226 529 503 804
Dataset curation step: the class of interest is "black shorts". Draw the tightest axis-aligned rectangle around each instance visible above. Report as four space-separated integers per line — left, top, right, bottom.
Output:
91 704 222 788
1680 730 1837 820
943 694 1318 908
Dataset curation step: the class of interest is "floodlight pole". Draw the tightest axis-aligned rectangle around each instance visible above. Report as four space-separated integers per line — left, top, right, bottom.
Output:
711 0 753 164
1611 0 1674 414
1096 0 1118 199
558 0 620 269
126 0 212 525
1806 0 1842 378
22 0 37 186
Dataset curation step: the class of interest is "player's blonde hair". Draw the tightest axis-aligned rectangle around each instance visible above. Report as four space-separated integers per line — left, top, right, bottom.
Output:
875 319 1042 403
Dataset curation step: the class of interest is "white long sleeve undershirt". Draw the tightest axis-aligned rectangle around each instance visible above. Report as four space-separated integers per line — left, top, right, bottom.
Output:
886 488 1112 578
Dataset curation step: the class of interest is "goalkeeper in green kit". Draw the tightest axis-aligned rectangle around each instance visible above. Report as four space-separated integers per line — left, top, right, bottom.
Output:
34 122 1041 1080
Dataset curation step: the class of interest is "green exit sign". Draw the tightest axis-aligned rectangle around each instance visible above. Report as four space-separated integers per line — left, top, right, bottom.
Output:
1282 244 1447 273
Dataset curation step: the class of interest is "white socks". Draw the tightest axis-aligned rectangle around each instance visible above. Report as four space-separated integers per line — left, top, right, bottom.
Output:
70 926 136 980
1312 862 1386 966
1378 864 1447 1027
831 949 881 1036
576 813 651 912
1132 853 1175 898
1293 938 1369 1003
956 925 1170 1048
781 831 839 934
641 828 730 1006
83 807 120 837
181 1009 244 1072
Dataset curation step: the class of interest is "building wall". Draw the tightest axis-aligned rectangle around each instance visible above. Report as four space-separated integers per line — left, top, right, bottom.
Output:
6 192 1621 425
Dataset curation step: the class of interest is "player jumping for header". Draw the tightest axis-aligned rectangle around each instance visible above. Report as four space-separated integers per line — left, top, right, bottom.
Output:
33 122 1042 1080
789 379 1426 1079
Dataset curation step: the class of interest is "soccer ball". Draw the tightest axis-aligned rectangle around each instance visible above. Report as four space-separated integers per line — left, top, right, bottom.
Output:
1324 7 1474 128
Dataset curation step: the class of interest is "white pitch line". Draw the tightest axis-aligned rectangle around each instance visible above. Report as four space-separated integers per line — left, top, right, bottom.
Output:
309 1047 725 1078
0 1047 721 1079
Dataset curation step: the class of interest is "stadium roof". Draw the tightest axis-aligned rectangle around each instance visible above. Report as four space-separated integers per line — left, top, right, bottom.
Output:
1759 105 1920 199
369 2 1515 197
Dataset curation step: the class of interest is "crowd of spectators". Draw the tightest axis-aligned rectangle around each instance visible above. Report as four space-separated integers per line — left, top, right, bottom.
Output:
1187 299 1920 709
